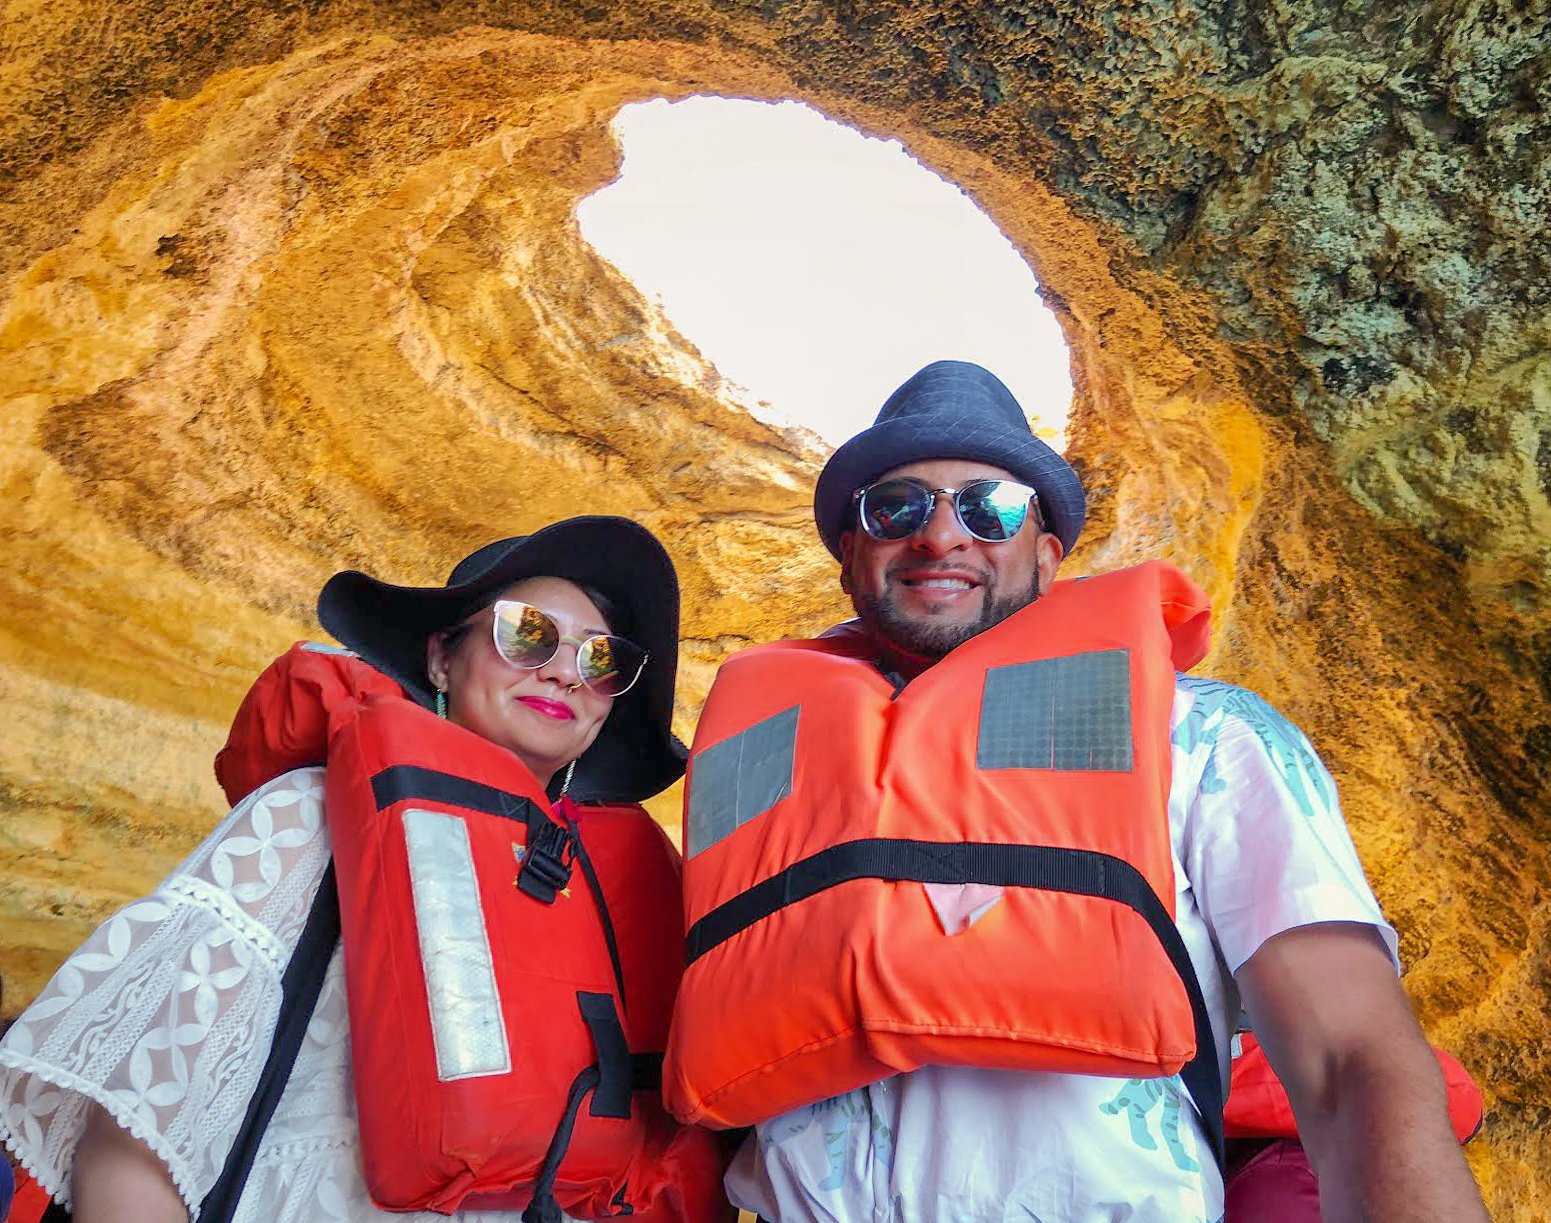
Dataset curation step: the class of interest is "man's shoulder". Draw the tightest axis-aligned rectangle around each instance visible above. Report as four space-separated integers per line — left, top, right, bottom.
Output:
1171 676 1339 816
1172 674 1305 742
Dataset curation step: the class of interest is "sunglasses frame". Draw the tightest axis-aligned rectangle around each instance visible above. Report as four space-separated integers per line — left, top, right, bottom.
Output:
486 598 649 698
852 477 1041 544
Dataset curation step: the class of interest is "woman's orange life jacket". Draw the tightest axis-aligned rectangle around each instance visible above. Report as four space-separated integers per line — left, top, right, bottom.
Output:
1225 1031 1484 1145
664 561 1220 1147
6 1164 52 1223
215 644 728 1222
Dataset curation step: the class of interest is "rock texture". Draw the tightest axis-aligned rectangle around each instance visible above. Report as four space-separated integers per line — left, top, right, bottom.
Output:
1 2 1546 1214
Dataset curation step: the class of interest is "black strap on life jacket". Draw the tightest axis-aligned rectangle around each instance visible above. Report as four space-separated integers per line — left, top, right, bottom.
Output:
368 765 629 1007
372 763 538 825
683 837 1225 1169
521 991 636 1223
564 810 627 1014
631 1051 665 1091
200 861 342 1221
374 765 577 905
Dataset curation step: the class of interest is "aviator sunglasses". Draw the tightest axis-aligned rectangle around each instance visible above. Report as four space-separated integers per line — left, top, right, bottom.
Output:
854 477 1041 544
487 599 648 698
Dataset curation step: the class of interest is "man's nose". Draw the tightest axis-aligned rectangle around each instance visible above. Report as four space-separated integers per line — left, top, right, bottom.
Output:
911 492 972 555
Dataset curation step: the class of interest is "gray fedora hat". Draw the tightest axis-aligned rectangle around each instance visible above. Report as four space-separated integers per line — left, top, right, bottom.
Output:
317 516 685 805
814 360 1084 558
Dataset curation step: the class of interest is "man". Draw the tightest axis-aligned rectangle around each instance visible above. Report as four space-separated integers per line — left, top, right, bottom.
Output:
677 361 1485 1222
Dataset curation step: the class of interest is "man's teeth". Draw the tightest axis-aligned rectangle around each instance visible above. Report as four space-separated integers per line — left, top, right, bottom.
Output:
910 578 973 589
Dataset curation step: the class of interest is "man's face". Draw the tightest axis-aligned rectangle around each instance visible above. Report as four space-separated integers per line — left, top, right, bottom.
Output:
839 458 1065 661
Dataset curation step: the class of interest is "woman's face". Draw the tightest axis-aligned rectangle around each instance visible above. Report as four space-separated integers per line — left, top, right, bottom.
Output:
426 576 617 789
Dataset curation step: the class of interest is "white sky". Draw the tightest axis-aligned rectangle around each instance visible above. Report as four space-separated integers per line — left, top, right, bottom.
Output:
577 97 1072 450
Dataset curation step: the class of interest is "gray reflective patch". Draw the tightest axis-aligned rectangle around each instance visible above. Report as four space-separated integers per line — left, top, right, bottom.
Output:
402 808 512 1081
977 649 1134 771
687 705 799 857
301 641 356 655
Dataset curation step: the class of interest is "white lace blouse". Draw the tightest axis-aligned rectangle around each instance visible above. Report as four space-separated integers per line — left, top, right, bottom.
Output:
0 767 544 1222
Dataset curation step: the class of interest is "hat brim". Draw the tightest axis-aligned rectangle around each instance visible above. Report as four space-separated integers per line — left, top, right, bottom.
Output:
814 417 1086 558
317 517 685 804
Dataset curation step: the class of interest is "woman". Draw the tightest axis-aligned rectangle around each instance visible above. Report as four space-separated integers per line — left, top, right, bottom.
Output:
0 517 725 1223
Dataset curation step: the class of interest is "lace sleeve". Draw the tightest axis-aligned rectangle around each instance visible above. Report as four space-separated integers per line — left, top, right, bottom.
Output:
0 767 332 1213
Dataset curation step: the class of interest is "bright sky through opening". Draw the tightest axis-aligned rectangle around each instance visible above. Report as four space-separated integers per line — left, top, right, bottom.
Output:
577 98 1072 450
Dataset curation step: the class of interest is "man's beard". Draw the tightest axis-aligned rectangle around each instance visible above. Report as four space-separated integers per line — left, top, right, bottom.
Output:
852 573 1041 660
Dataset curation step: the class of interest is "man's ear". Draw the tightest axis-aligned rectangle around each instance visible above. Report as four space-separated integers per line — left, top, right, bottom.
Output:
838 531 856 595
1037 531 1065 593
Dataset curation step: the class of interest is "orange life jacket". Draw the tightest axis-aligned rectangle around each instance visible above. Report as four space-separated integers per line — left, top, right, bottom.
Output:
664 562 1221 1151
6 1164 52 1223
1225 1031 1484 1145
215 642 402 806
215 645 728 1222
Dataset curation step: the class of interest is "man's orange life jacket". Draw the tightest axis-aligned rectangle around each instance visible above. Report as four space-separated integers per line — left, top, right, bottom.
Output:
664 561 1223 1159
1225 1031 1484 1145
215 645 727 1222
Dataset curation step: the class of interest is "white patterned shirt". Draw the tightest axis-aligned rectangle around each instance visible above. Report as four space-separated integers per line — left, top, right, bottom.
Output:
724 676 1399 1223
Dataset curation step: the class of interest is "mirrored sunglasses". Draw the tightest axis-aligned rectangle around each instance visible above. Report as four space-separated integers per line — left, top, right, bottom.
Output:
490 599 648 698
854 478 1040 543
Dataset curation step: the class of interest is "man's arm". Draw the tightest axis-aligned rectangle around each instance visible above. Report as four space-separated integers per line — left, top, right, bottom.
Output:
1236 921 1487 1223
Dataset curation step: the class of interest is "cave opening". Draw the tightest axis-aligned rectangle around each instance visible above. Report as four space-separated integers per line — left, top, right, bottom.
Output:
577 95 1073 449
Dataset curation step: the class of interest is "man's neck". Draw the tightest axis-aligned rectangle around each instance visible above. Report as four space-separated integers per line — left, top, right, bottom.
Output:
859 623 940 685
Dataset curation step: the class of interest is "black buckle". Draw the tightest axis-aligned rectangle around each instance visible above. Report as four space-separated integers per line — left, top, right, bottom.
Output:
517 819 574 904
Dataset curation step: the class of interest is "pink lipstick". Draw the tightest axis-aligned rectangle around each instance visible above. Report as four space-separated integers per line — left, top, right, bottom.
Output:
517 696 575 721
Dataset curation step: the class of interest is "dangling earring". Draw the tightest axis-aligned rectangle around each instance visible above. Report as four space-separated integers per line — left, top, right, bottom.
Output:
559 758 576 798
435 688 448 719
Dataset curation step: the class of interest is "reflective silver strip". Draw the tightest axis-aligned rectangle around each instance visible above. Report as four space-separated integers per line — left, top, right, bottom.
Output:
977 649 1134 771
402 808 512 1081
686 705 800 857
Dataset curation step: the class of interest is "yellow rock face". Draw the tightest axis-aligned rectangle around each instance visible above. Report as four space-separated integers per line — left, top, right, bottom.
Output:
1 5 1546 1214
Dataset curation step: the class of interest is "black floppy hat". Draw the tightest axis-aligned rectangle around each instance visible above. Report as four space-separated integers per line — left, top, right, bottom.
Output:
317 516 685 804
814 360 1085 558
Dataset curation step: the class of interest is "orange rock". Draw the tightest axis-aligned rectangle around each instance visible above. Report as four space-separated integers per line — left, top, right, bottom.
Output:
1 9 1544 1216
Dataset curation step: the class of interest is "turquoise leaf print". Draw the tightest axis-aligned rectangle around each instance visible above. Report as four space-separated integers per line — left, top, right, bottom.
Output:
1177 678 1336 817
1172 679 1230 795
1099 1077 1201 1174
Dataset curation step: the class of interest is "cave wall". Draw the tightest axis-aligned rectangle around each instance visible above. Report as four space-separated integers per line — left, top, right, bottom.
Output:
1 1 1547 1214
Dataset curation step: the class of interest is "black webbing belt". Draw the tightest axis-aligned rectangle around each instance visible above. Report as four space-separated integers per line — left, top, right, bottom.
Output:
371 765 631 1004
198 862 342 1220
521 991 635 1223
372 764 540 829
684 837 1225 1169
566 812 629 1017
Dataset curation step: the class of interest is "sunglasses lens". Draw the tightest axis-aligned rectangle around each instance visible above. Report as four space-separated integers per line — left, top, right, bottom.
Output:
493 601 559 668
859 480 932 540
578 636 647 697
957 481 1032 541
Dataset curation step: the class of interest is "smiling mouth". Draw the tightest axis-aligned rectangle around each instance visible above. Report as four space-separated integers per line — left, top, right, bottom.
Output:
901 577 977 590
516 696 575 721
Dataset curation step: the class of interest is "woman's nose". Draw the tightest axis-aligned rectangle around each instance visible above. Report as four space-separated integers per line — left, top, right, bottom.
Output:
536 640 584 687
